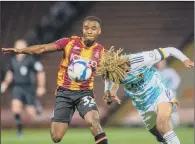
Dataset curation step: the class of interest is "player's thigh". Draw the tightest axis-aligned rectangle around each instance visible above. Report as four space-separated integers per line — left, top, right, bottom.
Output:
23 86 36 105
51 90 75 124
156 90 174 120
156 89 177 118
12 86 24 113
51 91 75 137
157 102 172 121
11 99 23 113
76 90 98 119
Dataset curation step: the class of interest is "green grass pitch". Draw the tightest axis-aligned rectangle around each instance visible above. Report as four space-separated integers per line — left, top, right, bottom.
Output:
1 127 194 144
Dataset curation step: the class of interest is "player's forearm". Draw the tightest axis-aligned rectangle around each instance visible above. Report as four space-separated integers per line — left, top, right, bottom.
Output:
4 71 13 86
1 71 13 93
36 72 46 88
104 80 113 92
162 47 189 62
18 44 57 55
104 80 119 94
111 83 119 95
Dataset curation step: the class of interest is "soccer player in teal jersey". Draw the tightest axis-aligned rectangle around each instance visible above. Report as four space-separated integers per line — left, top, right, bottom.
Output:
104 47 194 144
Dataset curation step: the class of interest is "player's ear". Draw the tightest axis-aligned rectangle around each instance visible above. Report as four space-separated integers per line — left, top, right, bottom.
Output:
98 28 101 35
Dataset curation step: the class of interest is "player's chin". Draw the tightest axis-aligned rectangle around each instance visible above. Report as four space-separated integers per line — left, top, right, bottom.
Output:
85 37 96 41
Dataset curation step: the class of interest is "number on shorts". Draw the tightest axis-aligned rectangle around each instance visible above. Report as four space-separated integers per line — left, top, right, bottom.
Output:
82 96 95 107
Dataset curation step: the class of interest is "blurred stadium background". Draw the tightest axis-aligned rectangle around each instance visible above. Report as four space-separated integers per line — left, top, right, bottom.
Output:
1 1 194 144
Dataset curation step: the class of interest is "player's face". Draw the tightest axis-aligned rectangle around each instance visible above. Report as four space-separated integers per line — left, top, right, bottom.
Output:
14 40 28 49
82 20 101 42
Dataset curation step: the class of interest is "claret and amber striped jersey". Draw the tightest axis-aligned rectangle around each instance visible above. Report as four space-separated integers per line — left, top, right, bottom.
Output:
54 36 104 90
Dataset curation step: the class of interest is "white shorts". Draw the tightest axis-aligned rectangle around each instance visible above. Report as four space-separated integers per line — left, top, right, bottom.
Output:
138 89 178 130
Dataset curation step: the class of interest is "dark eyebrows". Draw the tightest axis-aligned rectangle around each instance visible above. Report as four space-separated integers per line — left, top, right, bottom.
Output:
92 26 97 29
83 25 98 29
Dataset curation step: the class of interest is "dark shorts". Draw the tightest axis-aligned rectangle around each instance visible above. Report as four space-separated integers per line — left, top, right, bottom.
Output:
51 87 98 124
12 85 36 105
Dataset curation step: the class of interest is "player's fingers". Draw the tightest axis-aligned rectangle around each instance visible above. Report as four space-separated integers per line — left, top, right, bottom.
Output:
112 95 121 104
2 48 14 53
190 61 194 66
3 51 10 54
103 96 108 101
2 48 8 52
116 99 121 104
188 65 192 69
185 64 191 69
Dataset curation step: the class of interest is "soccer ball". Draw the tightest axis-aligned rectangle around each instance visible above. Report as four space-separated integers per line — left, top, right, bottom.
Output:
67 59 92 82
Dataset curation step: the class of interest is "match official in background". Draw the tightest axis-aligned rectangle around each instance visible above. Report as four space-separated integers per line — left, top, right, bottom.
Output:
1 39 46 136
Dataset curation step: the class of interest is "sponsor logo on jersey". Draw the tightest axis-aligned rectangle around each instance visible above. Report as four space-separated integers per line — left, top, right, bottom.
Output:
70 54 98 68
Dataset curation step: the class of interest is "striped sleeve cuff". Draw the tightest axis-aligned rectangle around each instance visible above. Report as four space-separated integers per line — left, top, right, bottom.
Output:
157 48 166 60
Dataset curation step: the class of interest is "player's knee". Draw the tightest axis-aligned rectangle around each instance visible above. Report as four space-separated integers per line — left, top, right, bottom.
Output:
51 133 62 143
26 107 36 120
12 106 22 114
11 100 22 113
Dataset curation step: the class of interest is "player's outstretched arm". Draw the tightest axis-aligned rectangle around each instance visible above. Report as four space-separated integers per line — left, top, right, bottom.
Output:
2 43 57 55
160 47 194 68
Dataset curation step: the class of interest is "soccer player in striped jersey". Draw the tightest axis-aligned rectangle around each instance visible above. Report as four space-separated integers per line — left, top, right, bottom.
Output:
2 16 110 144
104 47 194 144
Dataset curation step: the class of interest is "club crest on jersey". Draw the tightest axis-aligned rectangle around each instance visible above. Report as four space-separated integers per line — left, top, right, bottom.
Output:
137 73 143 78
94 51 100 59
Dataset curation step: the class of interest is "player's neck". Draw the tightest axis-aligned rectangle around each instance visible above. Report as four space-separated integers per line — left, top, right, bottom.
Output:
16 54 25 61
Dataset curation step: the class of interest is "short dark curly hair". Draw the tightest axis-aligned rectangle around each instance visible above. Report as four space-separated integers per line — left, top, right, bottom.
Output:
83 16 101 26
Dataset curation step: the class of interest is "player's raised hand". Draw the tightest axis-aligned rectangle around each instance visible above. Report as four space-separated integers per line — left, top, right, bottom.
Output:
2 48 20 54
103 90 121 105
36 87 46 97
183 59 194 69
1 82 8 94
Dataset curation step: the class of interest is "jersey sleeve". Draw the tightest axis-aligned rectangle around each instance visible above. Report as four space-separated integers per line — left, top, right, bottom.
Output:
129 48 166 69
53 38 71 50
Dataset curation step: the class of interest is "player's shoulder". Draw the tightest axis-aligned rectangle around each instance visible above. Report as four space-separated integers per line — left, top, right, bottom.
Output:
55 36 79 42
96 43 104 50
129 51 144 60
70 36 81 40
